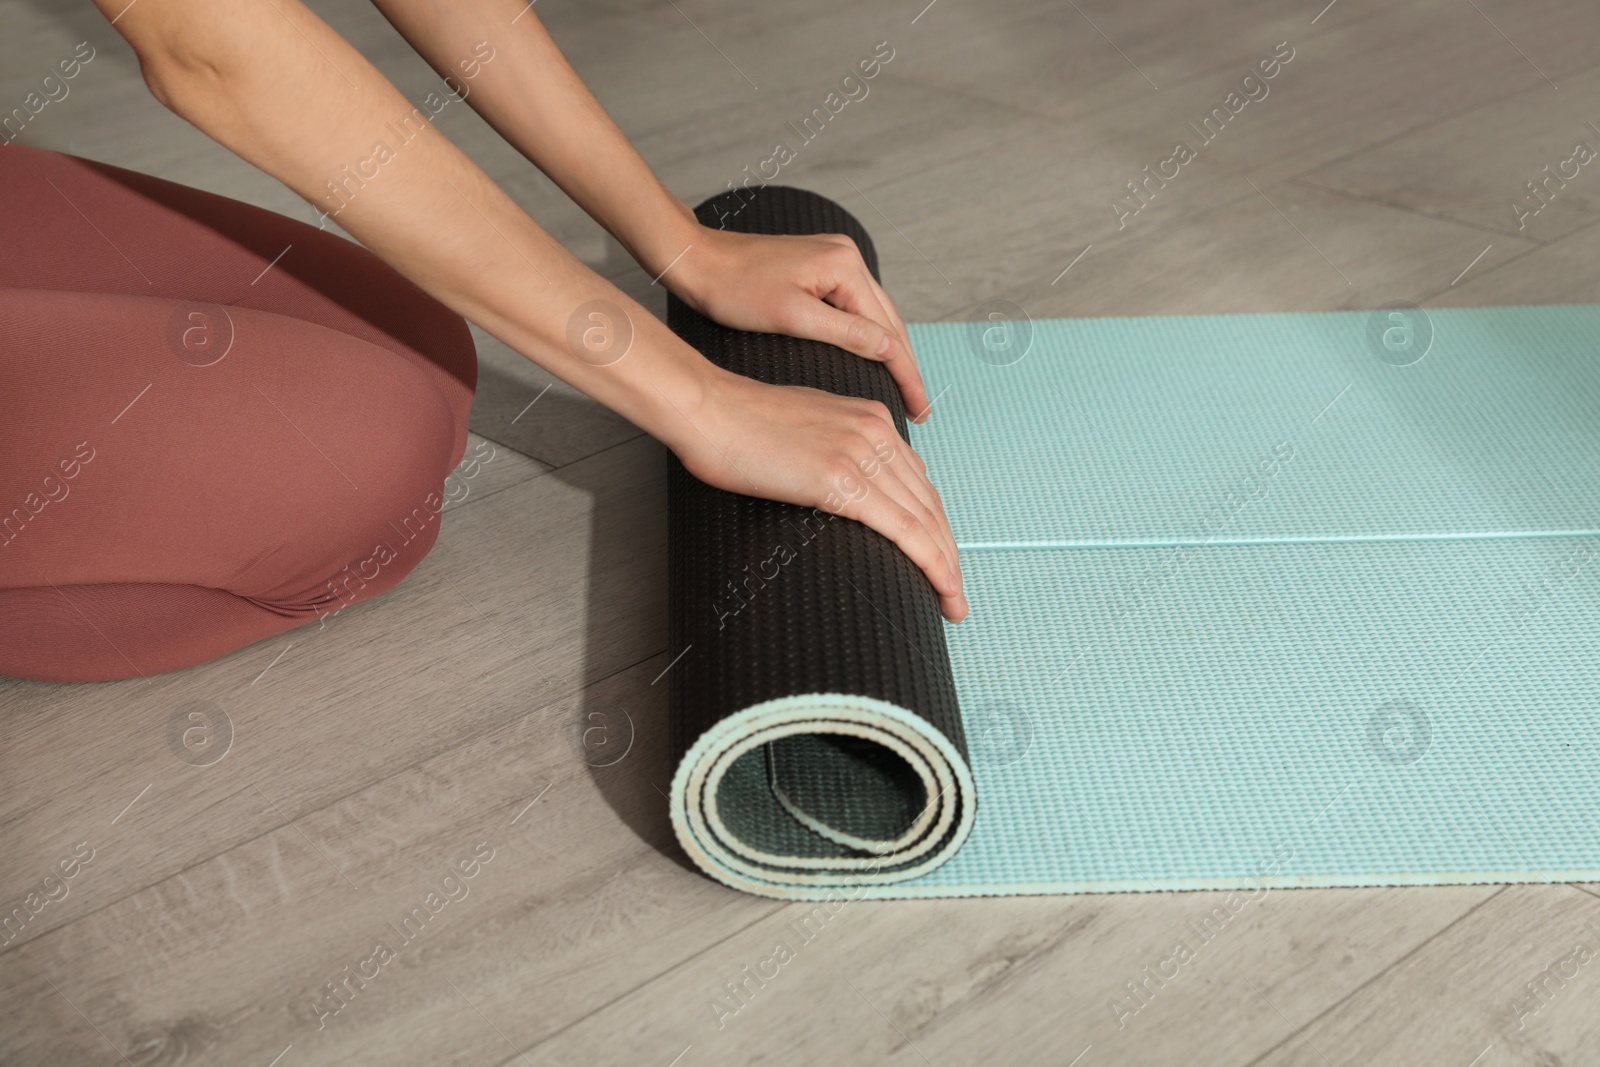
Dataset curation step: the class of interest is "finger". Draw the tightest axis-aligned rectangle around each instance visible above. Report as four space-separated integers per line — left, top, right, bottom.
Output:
804 302 931 420
856 271 931 423
887 475 963 619
839 475 966 621
834 434 953 588
864 272 915 367
898 462 962 590
819 237 923 412
854 404 961 587
814 275 930 420
887 459 963 598
845 426 963 603
859 428 961 593
803 297 894 362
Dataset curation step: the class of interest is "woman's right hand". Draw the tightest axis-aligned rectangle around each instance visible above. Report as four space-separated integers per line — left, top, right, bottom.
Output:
668 369 967 622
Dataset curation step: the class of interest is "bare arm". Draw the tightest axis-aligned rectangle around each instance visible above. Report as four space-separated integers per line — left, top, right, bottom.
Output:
369 0 699 285
95 0 966 621
99 0 711 445
366 0 931 418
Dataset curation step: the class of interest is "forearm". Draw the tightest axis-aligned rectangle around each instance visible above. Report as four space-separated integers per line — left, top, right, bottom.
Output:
369 0 701 281
98 0 722 454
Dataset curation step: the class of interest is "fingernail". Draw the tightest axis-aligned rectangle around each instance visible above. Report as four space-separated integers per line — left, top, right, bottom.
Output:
876 334 893 357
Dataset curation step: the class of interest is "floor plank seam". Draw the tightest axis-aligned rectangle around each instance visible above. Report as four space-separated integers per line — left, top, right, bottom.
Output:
1237 884 1512 1067
488 901 788 1067
1287 176 1555 245
1274 51 1600 191
466 424 649 473
546 429 653 473
439 468 553 516
0 645 673 957
1568 883 1600 904
1414 216 1600 305
890 0 1408 145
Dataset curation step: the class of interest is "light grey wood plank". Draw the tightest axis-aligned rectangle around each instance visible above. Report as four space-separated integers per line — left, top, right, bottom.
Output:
1188 0 1600 199
1428 218 1600 307
1456 0 1600 82
1249 885 1600 1067
739 0 1597 322
441 431 551 513
806 8 1580 321
963 179 1540 322
885 0 1595 135
892 0 1346 125
0 652 778 1067
497 885 1497 1066
632 78 1032 236
1301 64 1600 243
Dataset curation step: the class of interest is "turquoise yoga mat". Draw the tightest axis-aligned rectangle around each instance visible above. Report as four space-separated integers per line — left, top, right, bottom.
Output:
873 303 1600 897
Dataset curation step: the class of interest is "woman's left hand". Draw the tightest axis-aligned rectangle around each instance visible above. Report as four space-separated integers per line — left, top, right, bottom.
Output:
668 226 932 423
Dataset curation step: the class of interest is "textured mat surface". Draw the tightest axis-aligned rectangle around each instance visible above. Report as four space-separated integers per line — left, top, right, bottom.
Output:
668 187 1600 900
666 188 973 897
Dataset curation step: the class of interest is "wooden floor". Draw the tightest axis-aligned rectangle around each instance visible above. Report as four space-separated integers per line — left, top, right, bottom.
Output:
5 0 1600 1063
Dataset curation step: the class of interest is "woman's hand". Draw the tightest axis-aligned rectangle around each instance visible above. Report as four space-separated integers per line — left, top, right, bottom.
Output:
667 369 967 622
670 228 933 423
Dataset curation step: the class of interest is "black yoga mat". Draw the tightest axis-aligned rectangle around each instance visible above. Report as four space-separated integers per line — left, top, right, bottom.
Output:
664 186 975 898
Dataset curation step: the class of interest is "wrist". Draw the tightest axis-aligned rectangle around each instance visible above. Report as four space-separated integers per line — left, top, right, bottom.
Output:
627 190 702 285
658 218 737 314
624 331 735 458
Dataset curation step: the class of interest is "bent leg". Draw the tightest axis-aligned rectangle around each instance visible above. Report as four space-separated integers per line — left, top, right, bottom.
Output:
0 144 482 682
0 584 309 683
0 142 476 455
0 288 466 682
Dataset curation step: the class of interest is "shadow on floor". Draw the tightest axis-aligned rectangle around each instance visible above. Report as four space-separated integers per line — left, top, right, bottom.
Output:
468 223 703 879
539 432 699 878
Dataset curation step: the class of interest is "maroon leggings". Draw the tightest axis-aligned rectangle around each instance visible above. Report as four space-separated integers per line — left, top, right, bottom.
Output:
0 145 477 682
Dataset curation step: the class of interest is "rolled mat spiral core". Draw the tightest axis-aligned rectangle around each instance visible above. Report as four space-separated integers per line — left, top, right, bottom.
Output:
665 187 976 899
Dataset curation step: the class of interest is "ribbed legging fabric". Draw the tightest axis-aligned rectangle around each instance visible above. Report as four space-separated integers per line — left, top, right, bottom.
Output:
0 145 477 682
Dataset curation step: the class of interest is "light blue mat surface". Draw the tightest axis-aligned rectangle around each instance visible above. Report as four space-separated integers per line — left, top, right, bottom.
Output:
884 305 1600 897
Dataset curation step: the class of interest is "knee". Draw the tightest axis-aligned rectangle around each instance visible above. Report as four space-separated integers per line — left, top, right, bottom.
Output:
308 509 442 622
245 340 463 616
309 377 458 610
354 263 477 455
421 296 477 399
398 295 476 457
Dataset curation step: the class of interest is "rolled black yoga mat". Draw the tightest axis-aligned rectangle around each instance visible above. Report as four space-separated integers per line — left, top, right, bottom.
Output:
665 186 975 898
